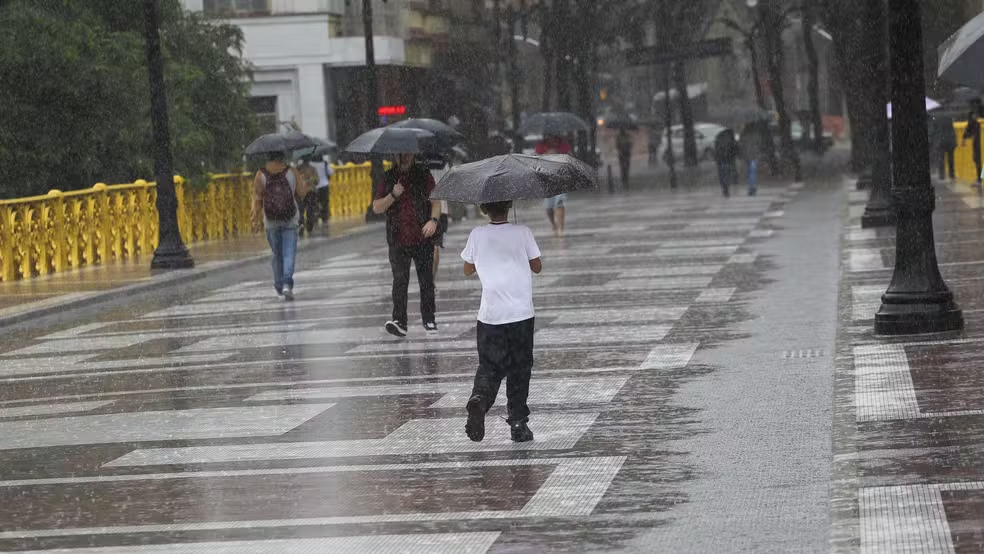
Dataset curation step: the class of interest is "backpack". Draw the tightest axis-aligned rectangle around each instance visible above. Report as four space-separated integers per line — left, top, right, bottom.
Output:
261 168 297 221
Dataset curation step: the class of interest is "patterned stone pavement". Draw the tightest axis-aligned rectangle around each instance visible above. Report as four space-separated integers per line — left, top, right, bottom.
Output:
0 175 846 553
834 180 984 554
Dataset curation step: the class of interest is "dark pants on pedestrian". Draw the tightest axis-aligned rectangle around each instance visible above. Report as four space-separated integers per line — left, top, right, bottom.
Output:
316 187 330 222
469 318 534 424
389 244 436 326
299 191 317 234
937 149 956 181
619 156 630 186
717 161 737 196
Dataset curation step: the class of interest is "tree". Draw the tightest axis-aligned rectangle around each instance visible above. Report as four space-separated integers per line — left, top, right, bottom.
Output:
0 0 255 198
802 0 824 152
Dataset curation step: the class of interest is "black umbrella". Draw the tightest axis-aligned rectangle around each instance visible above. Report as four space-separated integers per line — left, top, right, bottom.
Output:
387 118 464 151
939 12 984 89
344 127 438 155
430 154 596 204
518 112 590 137
292 137 337 160
244 131 318 156
602 115 638 131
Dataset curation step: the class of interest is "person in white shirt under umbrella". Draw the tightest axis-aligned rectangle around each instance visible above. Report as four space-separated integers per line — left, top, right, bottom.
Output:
430 153 595 443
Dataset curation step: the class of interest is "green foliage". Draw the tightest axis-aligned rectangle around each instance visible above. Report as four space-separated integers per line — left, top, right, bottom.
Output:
0 0 255 198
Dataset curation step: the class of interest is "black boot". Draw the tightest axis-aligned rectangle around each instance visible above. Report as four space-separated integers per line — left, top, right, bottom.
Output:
465 395 486 442
510 420 533 443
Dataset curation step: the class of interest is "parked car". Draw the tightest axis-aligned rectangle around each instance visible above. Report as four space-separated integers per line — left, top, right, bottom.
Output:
771 122 834 152
658 123 730 165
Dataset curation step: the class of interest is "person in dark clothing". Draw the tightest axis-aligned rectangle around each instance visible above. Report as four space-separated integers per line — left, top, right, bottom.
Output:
713 129 740 197
963 99 983 185
932 114 957 182
616 129 633 187
372 154 442 337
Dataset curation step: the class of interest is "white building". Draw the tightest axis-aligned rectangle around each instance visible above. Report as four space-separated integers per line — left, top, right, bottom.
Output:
180 0 412 142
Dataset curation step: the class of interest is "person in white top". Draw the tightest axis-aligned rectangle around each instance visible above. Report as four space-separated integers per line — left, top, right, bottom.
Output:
460 200 542 444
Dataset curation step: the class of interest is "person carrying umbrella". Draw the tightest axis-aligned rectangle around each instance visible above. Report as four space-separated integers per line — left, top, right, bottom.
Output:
429 153 594 445
371 152 442 337
616 128 634 188
963 98 984 185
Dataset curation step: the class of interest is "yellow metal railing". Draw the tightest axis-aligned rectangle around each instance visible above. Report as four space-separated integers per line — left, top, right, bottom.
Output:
0 163 378 282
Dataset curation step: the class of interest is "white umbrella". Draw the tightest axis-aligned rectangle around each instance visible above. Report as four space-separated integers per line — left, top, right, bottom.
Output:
886 98 941 119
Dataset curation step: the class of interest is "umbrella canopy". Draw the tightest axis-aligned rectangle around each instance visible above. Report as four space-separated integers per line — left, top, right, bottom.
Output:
244 131 318 156
887 98 941 119
939 12 984 89
518 112 590 138
430 154 596 204
387 118 464 151
602 116 639 131
344 127 438 155
292 137 337 160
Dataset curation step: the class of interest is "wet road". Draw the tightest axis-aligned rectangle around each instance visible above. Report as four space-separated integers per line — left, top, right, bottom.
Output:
0 178 841 553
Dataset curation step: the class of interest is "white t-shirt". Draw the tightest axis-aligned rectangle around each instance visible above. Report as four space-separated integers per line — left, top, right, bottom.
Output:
315 160 333 190
461 223 541 325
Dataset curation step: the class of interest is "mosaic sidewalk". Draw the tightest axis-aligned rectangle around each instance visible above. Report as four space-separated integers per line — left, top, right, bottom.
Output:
834 179 984 554
0 175 841 553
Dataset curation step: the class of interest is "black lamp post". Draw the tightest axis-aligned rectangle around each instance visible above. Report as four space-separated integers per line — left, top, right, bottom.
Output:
143 0 194 270
860 0 894 228
874 0 963 335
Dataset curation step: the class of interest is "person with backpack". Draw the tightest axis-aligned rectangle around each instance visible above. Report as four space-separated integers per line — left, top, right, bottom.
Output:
713 128 740 198
251 152 310 301
371 153 442 337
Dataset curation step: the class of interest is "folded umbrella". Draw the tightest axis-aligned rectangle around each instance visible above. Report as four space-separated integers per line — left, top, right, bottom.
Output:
244 131 318 156
939 12 984 89
344 127 438 155
430 154 596 204
518 112 590 137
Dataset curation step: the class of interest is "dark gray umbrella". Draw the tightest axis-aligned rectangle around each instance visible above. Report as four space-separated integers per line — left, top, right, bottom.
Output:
602 115 638 131
518 112 590 137
244 131 318 156
387 118 464 151
292 137 337 160
430 154 596 204
344 127 438 154
939 12 984 89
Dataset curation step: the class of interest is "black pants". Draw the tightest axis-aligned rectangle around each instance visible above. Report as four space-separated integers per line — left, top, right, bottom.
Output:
470 318 535 423
389 244 435 326
299 191 317 233
316 187 330 222
937 149 956 180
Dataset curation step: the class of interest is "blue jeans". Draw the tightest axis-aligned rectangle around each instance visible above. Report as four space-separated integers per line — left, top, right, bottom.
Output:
747 160 758 194
266 224 298 292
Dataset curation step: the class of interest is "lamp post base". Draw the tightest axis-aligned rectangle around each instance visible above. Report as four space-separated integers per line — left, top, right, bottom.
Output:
874 292 964 335
856 173 872 190
861 204 895 228
151 245 195 270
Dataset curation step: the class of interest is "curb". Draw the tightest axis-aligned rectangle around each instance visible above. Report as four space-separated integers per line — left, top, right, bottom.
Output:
0 222 382 330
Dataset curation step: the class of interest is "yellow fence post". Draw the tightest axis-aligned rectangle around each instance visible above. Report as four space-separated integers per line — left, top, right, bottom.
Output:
47 190 66 274
92 183 112 265
0 205 13 282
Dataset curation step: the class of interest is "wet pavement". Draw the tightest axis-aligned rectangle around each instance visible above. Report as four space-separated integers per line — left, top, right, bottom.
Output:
0 167 847 553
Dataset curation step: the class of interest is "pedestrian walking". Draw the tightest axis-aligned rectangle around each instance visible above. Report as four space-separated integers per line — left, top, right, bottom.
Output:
296 157 319 235
462 200 542 444
713 128 740 198
251 152 309 301
739 121 765 196
430 157 452 290
372 153 442 337
616 128 633 187
535 135 572 237
648 127 661 167
315 156 334 223
962 98 983 185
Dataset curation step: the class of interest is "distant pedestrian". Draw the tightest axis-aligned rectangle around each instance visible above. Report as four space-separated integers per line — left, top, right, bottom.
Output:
296 157 319 235
930 114 956 182
372 153 442 337
962 99 983 185
314 156 334 223
714 129 740 197
648 127 661 166
251 152 309 301
536 135 572 237
740 121 765 196
616 128 633 186
430 157 452 290
462 200 542 444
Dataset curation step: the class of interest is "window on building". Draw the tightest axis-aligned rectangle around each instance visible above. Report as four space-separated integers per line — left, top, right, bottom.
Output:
249 96 278 135
203 0 270 16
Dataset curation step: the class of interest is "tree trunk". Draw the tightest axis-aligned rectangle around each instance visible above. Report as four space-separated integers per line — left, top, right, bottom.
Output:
554 0 571 112
763 0 801 181
748 37 767 111
541 31 553 111
802 0 825 152
674 62 698 167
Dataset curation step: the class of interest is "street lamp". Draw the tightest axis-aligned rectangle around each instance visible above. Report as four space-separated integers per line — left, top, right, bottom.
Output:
143 0 193 270
874 0 963 334
860 0 894 228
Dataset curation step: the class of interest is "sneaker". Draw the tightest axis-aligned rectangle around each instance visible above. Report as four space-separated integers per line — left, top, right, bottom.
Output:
510 421 534 443
282 287 294 301
465 395 486 442
385 320 408 338
275 288 283 298
423 321 438 334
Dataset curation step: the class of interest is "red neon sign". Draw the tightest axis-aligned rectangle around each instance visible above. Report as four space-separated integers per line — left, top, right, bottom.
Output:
378 105 407 116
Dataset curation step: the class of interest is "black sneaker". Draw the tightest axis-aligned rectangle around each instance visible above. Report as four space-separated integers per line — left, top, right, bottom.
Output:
510 421 534 443
465 395 486 442
385 320 408 338
423 321 438 334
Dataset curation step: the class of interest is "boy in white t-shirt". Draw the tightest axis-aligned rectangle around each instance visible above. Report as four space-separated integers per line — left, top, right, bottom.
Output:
461 201 543 443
